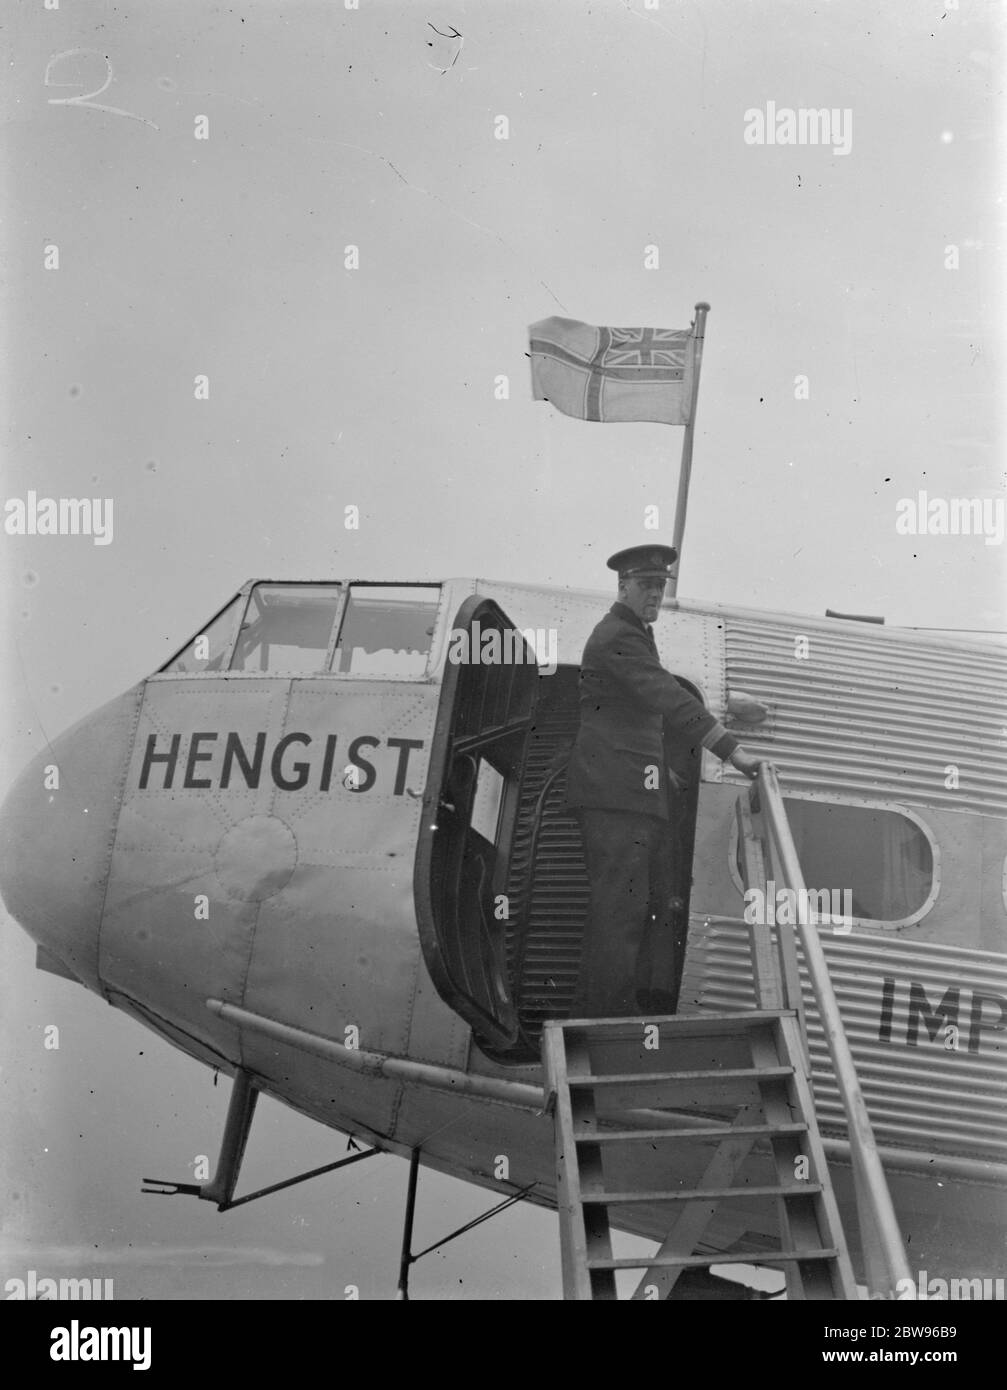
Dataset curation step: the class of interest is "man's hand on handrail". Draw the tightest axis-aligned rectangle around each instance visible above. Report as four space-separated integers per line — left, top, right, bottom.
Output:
728 747 762 780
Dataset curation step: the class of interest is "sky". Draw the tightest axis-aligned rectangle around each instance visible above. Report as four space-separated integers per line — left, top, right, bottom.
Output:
1 0 1003 1299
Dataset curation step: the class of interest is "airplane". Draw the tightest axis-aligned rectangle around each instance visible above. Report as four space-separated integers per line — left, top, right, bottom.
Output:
2 573 1005 1298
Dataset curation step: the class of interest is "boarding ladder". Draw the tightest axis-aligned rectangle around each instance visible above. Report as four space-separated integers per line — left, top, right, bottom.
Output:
543 762 913 1300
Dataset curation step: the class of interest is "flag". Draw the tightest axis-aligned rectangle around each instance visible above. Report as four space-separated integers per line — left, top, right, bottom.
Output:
528 316 697 425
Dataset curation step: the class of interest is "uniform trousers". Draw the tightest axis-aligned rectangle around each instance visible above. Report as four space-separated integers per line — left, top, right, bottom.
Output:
571 807 677 1018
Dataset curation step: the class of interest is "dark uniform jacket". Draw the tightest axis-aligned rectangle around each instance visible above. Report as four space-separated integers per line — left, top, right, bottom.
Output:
565 601 738 820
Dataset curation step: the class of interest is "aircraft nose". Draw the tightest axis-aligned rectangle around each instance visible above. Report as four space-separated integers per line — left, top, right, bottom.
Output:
0 686 144 992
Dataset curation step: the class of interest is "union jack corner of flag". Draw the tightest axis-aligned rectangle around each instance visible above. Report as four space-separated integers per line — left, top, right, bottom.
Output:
603 327 690 376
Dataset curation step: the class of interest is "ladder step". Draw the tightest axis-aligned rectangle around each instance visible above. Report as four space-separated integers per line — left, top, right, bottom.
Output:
580 1184 822 1204
574 1122 809 1143
544 992 865 1299
568 1067 794 1086
585 1249 840 1271
557 1011 795 1037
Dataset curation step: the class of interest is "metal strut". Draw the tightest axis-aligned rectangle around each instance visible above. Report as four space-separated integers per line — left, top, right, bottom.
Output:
142 1067 381 1210
396 1147 538 1300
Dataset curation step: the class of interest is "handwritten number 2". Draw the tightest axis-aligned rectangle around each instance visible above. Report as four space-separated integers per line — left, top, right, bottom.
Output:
44 50 159 131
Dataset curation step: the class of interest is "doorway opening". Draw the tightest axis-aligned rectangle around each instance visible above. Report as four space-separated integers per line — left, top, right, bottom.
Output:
415 597 704 1062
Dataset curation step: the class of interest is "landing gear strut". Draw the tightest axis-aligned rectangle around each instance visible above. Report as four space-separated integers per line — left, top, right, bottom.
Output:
396 1146 538 1300
142 1068 381 1211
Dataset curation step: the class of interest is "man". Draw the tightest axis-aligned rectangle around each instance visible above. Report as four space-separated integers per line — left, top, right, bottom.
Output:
565 544 760 1017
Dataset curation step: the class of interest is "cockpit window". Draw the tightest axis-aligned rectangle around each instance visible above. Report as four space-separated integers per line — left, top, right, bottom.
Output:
161 593 245 674
229 584 342 674
331 584 441 676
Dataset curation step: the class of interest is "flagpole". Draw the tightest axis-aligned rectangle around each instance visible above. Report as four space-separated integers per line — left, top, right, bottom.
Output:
668 301 710 599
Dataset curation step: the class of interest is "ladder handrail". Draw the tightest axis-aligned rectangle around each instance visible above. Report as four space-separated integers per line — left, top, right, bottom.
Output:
748 761 913 1299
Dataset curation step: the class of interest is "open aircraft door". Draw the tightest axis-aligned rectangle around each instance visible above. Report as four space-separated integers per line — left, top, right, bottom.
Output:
415 596 539 1051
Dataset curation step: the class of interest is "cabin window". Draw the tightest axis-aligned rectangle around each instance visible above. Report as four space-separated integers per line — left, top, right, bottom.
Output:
229 584 342 674
330 584 441 677
733 795 936 926
161 593 245 673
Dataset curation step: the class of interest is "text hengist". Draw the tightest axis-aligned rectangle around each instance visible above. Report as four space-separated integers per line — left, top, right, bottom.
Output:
137 731 425 795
